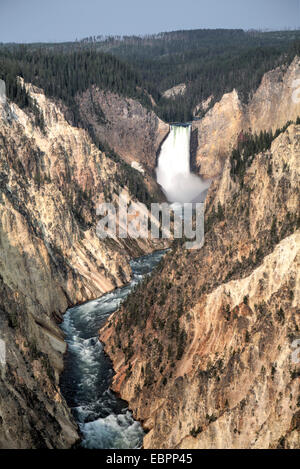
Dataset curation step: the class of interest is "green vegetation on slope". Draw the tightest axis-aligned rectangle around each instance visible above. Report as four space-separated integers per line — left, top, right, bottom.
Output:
230 117 300 184
87 29 300 122
1 29 300 124
0 48 154 122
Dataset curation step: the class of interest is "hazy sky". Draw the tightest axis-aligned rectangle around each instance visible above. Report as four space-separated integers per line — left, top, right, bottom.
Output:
0 0 299 43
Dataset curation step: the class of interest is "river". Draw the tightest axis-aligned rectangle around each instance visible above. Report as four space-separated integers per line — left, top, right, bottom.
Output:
60 249 166 449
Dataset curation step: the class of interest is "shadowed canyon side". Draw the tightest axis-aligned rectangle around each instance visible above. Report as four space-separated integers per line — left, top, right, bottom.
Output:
192 57 300 179
76 87 169 173
0 79 167 448
101 122 300 449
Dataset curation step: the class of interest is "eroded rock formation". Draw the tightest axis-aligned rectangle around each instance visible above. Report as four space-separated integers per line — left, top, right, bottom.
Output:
192 57 300 179
162 84 187 100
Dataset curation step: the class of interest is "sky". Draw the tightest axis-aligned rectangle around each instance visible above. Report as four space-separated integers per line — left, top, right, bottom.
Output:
0 0 299 43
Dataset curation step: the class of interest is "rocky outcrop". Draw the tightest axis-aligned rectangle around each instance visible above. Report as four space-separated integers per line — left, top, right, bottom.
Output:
0 283 78 448
0 81 166 448
192 57 300 179
248 59 300 133
192 90 245 178
101 123 300 449
76 87 169 173
162 84 187 100
193 95 214 117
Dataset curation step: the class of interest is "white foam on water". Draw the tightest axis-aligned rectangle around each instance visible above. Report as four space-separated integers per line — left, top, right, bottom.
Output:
80 411 144 449
60 250 167 449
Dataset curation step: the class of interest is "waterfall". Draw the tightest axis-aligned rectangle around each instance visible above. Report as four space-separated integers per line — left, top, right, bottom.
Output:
156 124 210 203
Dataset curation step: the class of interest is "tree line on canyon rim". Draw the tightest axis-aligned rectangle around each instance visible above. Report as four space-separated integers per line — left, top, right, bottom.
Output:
1 29 300 124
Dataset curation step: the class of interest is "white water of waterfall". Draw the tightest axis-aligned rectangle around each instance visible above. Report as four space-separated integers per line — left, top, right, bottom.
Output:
156 124 210 204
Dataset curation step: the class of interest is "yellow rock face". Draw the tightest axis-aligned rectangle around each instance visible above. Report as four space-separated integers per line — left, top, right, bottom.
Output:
192 57 300 179
0 80 167 448
192 89 245 179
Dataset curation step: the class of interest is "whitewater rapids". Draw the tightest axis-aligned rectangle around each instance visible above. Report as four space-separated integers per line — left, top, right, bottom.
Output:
60 250 166 449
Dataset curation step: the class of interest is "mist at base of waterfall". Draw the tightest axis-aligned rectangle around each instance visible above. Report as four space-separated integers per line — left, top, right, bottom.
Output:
156 124 210 204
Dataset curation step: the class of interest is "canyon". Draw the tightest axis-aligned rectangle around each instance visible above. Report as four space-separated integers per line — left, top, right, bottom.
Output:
0 52 299 449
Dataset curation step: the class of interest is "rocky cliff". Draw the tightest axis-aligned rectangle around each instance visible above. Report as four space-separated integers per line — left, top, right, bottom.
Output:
0 80 166 448
101 122 300 449
192 57 300 179
76 87 169 173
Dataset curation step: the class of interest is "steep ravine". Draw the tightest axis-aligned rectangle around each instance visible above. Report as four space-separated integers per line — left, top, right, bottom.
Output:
60 250 166 449
0 80 168 448
101 123 300 449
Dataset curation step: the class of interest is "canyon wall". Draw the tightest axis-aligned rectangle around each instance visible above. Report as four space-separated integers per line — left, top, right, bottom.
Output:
76 87 169 173
192 57 300 179
0 81 166 448
101 123 300 449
